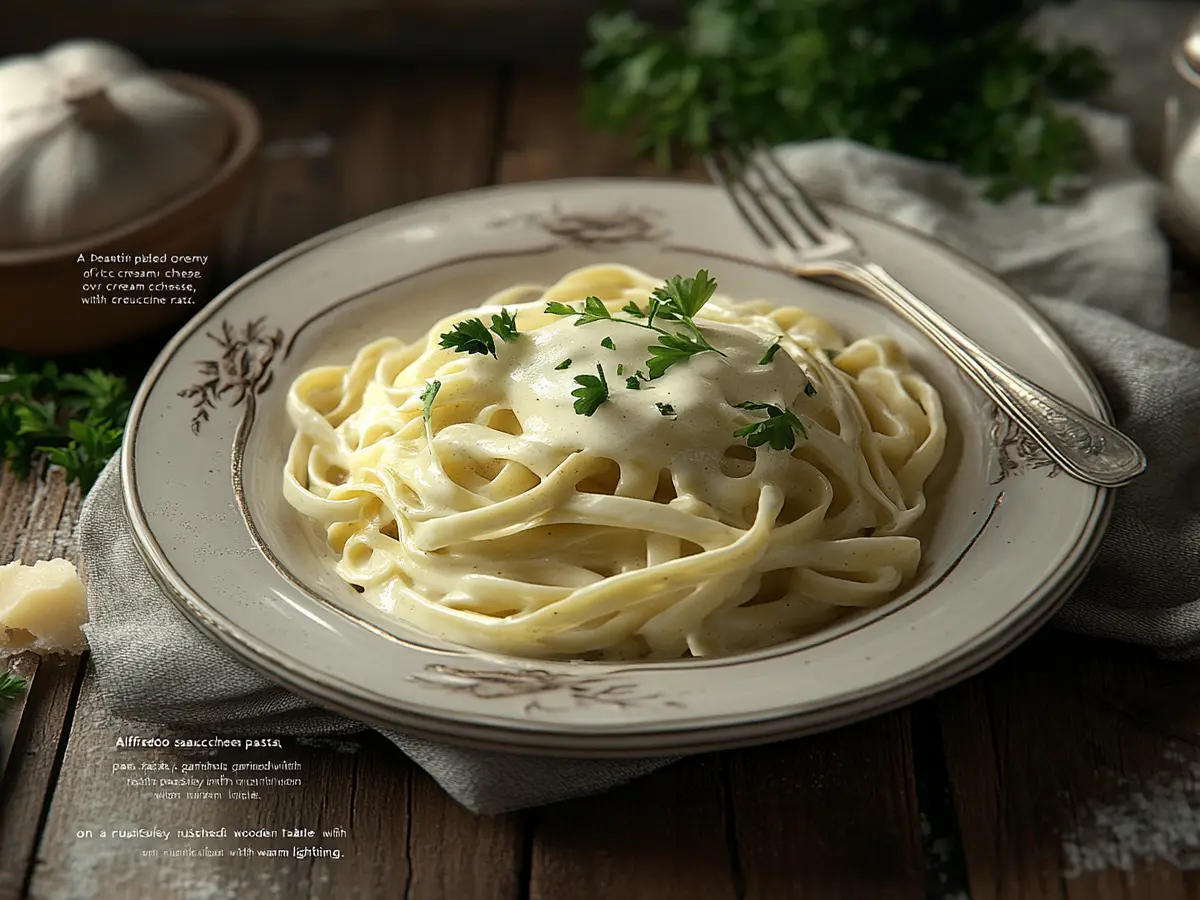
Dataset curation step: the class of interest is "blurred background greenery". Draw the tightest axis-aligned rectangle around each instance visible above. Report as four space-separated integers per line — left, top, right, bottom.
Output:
2 0 1182 198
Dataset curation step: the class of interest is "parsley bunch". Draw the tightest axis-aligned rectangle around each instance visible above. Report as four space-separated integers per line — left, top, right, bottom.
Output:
0 671 28 701
0 355 131 490
584 0 1108 200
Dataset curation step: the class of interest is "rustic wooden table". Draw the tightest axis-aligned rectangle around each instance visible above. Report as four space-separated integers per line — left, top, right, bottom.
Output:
4 59 1200 900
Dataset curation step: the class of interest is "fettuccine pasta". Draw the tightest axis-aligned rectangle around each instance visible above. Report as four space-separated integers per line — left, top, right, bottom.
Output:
283 263 946 659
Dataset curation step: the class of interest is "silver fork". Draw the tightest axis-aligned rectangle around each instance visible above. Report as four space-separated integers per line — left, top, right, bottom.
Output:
704 142 1146 489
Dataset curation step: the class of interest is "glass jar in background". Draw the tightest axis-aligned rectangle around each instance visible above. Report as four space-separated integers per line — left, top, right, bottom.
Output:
1163 14 1200 257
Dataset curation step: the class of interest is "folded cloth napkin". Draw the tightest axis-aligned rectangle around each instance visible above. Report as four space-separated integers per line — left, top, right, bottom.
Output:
80 107 1200 815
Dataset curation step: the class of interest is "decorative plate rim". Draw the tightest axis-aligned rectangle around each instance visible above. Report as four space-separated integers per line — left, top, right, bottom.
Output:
121 177 1115 755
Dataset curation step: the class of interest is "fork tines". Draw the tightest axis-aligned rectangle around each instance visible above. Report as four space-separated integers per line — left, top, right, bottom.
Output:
704 140 852 258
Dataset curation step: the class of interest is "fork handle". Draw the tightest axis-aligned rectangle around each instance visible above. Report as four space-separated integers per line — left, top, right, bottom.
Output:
807 260 1146 488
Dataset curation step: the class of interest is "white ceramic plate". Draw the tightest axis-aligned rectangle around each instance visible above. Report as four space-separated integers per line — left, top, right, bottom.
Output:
123 179 1112 756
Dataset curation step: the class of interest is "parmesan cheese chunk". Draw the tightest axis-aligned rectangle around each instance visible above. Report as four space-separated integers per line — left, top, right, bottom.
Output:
0 558 88 654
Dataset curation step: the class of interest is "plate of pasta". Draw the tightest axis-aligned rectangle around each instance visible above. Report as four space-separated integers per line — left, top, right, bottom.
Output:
123 179 1113 755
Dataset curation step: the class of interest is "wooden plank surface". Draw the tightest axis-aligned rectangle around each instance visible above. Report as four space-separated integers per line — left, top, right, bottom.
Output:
189 60 504 270
526 756 736 900
0 465 87 900
0 0 678 58
20 60 524 900
28 681 412 900
407 771 526 900
938 632 1200 900
726 715 926 900
498 65 706 184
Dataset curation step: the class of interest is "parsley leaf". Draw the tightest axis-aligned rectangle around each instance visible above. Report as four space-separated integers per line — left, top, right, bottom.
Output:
58 370 130 422
541 270 725 387
572 364 610 416
646 331 716 380
733 401 807 451
650 270 718 319
645 297 679 328
555 359 573 370
37 420 124 490
625 376 642 390
490 309 521 343
576 296 614 326
804 382 817 397
439 318 496 357
16 400 58 441
542 272 721 385
0 671 27 701
643 271 724 371
645 296 663 329
546 297 617 327
734 401 777 412
655 402 676 417
420 380 441 421
759 340 782 364
0 356 130 489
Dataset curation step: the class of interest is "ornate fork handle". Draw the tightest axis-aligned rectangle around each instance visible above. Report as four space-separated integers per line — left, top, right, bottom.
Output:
802 258 1146 488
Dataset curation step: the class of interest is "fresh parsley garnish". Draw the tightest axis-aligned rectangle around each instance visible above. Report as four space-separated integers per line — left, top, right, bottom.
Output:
555 359 573 370
420 380 441 421
439 310 522 357
759 340 782 365
546 296 620 328
439 318 496 357
579 297 614 325
38 421 124 490
616 364 625 376
643 271 724 377
804 382 817 397
625 376 642 390
583 297 614 321
651 270 718 319
646 331 716 380
0 671 28 701
0 357 131 490
572 364 610 416
490 308 521 343
655 402 676 417
583 2 1108 201
543 271 724 383
733 401 807 451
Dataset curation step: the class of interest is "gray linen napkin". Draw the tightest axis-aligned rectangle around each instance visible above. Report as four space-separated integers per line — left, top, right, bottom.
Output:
79 106 1200 814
